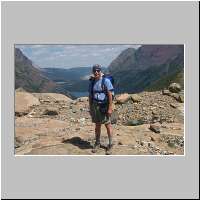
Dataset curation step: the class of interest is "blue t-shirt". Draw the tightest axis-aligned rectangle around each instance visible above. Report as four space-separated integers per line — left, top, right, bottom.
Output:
89 77 114 102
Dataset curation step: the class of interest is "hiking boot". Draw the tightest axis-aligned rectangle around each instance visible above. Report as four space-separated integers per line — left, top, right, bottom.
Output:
106 144 113 155
91 143 101 153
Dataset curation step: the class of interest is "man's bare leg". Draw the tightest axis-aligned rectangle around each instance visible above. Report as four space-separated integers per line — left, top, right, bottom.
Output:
92 123 101 153
105 123 113 154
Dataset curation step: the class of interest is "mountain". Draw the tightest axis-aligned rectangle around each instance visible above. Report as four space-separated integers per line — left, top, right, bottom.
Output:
108 45 184 93
15 48 73 98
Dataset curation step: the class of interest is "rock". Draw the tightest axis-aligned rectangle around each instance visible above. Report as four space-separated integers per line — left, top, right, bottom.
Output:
169 83 181 93
162 89 171 95
140 141 148 147
15 92 40 116
32 143 41 148
170 93 179 100
170 103 178 108
152 110 158 115
126 119 144 126
79 118 85 123
118 141 123 145
131 94 142 102
77 97 88 102
42 93 72 102
116 93 130 104
177 95 184 103
15 136 25 148
148 142 155 148
167 140 176 148
110 111 118 124
149 123 161 133
15 87 27 92
43 107 59 115
150 136 156 141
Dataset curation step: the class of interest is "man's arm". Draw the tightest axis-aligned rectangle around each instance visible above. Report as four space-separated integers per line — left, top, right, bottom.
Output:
107 90 113 116
89 94 93 115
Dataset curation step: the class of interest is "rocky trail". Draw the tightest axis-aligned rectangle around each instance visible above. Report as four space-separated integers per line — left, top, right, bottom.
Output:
15 86 184 155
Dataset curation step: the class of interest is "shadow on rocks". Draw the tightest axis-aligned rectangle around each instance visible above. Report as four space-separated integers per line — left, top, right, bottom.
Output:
62 136 93 149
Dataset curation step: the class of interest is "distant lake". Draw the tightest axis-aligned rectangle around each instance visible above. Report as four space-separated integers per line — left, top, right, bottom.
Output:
56 81 67 84
70 91 89 98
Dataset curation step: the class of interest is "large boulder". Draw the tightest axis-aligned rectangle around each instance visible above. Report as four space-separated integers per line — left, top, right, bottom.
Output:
169 83 181 93
15 92 40 116
33 93 72 102
131 94 142 102
116 93 130 104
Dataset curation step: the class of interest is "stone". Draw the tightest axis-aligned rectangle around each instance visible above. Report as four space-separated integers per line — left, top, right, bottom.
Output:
131 94 142 102
15 92 40 116
169 83 181 93
168 140 176 148
169 93 180 101
77 97 88 102
148 142 155 148
126 119 144 126
15 136 25 148
149 123 161 133
162 89 171 95
43 108 59 115
110 111 118 124
170 103 178 108
177 95 184 103
140 141 148 147
116 93 130 104
150 136 156 141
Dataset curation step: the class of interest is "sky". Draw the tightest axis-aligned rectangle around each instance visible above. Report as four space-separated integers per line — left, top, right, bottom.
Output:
15 44 141 69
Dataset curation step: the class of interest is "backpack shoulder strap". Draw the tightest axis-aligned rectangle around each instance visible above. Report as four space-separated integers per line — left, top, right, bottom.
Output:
89 78 95 97
101 76 107 92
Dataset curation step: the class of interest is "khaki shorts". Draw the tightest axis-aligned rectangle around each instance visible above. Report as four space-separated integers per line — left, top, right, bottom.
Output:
90 102 111 124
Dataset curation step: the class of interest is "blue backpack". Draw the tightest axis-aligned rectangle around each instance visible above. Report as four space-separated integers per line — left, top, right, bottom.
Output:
89 73 114 103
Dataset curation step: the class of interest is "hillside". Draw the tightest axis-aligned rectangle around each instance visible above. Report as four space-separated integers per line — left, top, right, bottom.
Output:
108 45 184 93
15 48 73 98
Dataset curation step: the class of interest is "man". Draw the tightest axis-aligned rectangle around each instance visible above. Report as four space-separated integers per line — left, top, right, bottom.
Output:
88 64 114 155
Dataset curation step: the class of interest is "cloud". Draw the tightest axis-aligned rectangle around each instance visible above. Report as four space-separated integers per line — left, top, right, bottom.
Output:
15 44 141 68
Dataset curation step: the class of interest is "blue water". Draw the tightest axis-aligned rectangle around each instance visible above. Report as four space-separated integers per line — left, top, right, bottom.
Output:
70 91 89 98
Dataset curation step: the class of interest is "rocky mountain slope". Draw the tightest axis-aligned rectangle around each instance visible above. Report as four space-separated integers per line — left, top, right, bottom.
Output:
108 45 184 93
15 48 73 98
15 83 184 155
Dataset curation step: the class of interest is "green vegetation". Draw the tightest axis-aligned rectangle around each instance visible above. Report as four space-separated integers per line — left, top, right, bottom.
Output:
145 68 184 91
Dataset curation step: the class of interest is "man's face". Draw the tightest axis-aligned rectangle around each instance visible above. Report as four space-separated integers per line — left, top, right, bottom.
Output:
93 69 101 79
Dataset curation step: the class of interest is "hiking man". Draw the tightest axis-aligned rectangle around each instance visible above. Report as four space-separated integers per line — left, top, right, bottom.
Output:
88 64 114 155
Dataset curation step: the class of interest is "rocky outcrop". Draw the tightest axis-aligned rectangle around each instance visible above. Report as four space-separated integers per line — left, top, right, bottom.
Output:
169 83 181 93
15 91 40 116
15 90 184 155
115 93 131 104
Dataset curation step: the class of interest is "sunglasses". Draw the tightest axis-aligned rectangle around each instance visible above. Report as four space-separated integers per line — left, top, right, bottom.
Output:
93 69 101 73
